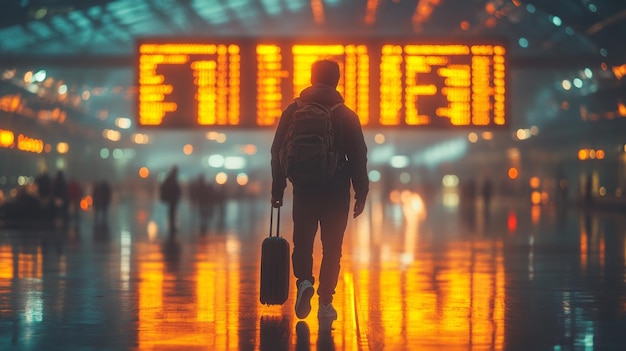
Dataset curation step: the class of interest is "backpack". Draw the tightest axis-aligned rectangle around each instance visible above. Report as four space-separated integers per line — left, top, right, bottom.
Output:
279 99 344 186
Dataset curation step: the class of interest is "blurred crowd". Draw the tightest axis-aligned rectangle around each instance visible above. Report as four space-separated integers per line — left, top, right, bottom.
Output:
0 166 226 232
0 169 112 227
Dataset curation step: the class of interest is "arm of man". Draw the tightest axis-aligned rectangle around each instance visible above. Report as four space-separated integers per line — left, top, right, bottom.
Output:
270 104 295 207
342 108 369 218
353 199 365 218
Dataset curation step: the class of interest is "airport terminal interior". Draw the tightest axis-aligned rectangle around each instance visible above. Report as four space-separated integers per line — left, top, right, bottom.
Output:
0 0 625 350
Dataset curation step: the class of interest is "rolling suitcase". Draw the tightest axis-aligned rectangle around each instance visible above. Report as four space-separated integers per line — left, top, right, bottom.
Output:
260 206 290 305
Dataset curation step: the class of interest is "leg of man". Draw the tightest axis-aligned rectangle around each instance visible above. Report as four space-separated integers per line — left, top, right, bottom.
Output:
292 191 321 318
168 202 177 232
292 192 319 287
317 193 350 304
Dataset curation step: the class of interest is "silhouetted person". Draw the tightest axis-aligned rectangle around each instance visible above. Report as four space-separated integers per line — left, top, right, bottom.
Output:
460 178 477 230
461 178 477 208
160 166 181 233
212 184 227 228
52 170 69 219
559 179 569 204
100 181 112 219
482 178 493 213
554 165 568 210
92 181 102 222
67 178 83 219
35 170 52 203
271 59 369 321
584 174 593 208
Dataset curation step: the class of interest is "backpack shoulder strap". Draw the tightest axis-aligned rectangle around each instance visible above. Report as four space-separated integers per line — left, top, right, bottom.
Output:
330 102 343 111
328 103 346 162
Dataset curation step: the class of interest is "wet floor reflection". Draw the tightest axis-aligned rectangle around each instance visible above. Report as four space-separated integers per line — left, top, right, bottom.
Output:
0 193 624 350
137 233 245 349
348 190 505 350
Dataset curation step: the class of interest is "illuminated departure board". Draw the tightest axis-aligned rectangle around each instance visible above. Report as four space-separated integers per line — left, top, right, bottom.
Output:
136 39 508 128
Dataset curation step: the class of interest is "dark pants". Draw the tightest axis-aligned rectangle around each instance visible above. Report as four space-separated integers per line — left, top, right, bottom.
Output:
292 190 350 304
167 200 178 232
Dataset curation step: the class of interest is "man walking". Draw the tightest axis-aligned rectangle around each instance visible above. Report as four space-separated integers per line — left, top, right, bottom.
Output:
160 165 181 233
271 59 369 320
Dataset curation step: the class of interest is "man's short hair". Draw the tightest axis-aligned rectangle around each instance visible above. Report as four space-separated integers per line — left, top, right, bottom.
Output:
311 60 340 88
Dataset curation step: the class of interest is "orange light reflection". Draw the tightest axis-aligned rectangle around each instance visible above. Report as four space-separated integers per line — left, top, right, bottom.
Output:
18 246 42 279
0 245 13 280
138 237 242 349
372 240 505 348
352 192 505 349
580 216 588 271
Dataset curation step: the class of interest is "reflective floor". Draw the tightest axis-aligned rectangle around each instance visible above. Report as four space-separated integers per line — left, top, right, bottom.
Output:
0 189 624 351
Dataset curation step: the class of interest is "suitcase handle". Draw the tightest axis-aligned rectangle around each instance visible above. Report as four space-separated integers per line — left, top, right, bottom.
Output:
269 206 281 237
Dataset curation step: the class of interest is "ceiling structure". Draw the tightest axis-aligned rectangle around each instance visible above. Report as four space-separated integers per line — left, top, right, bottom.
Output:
2 0 624 112
1 0 624 64
0 0 624 178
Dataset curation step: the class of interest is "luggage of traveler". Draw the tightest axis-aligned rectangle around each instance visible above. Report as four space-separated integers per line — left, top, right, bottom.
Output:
259 206 290 305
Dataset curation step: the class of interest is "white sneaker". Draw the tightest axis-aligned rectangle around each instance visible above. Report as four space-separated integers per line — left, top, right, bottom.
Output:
317 303 337 320
295 280 314 319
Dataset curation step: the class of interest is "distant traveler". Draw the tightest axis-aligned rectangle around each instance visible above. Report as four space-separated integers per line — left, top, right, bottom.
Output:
194 174 216 230
271 59 369 321
100 180 112 219
160 166 182 233
52 170 69 219
67 178 83 219
35 170 52 202
584 174 593 207
482 178 493 212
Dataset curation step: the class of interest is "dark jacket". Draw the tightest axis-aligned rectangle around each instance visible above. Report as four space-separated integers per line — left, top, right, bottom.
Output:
160 171 181 204
271 84 369 202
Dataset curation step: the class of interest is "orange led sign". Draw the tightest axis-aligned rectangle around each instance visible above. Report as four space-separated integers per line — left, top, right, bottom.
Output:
0 129 14 148
17 134 44 153
136 39 508 128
